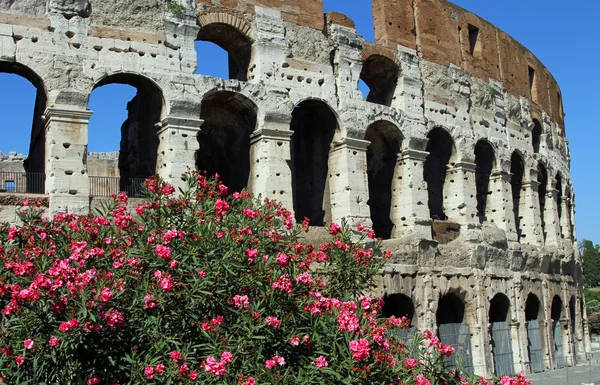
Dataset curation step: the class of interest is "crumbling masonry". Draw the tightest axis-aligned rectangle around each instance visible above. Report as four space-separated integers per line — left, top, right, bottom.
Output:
0 0 585 377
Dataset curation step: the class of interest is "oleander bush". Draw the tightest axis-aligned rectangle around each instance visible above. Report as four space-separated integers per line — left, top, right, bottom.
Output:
0 172 530 385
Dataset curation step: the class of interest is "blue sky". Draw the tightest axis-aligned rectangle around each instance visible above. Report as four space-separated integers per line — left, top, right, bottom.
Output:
0 0 598 243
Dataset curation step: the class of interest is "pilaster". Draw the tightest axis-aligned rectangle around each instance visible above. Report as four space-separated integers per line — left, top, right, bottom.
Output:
390 148 430 239
543 188 561 248
560 196 572 244
488 170 518 241
328 137 372 227
444 161 478 225
44 105 93 215
248 128 294 211
519 180 545 246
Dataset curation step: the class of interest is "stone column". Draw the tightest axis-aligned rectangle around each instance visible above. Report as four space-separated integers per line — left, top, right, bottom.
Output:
248 128 294 211
560 196 572 244
444 162 478 225
44 105 93 215
390 149 430 239
543 188 561 248
472 272 491 378
488 170 518 242
511 277 527 374
328 137 372 227
156 116 202 193
541 279 553 369
518 180 544 246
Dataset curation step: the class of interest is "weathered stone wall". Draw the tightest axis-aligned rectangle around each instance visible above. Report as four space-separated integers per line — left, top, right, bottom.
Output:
0 0 584 377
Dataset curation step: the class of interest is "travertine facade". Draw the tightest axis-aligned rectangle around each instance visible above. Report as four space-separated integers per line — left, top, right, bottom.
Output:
0 0 585 377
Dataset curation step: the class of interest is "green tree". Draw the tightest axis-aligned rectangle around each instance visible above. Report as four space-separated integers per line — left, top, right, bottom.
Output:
581 239 600 287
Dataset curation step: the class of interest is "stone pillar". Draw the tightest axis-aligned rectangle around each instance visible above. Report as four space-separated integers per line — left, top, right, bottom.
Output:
541 279 553 369
328 137 372 227
518 180 544 246
44 105 93 215
472 272 491 378
511 277 527 374
488 170 518 242
156 116 202 193
543 188 561 248
560 196 572 244
444 162 478 225
390 149 430 239
248 128 294 211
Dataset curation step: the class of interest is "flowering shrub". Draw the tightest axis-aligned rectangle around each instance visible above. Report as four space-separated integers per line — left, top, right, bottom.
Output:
0 173 530 384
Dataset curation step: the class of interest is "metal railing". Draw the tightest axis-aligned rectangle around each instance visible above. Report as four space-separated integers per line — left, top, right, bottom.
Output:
89 176 148 198
0 172 45 194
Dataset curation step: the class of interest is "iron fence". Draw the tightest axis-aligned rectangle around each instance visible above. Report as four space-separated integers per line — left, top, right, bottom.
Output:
0 172 45 194
89 176 148 198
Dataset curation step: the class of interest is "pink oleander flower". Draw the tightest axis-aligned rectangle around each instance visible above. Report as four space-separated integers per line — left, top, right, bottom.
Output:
349 338 370 362
315 355 328 368
290 336 300 346
87 377 100 385
265 316 281 328
23 339 34 350
233 295 250 309
415 373 431 385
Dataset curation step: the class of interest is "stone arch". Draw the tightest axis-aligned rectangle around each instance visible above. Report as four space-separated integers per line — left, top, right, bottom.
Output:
360 44 400 106
196 12 252 81
555 172 563 235
90 72 166 193
525 293 542 321
365 120 403 239
510 151 525 241
525 293 546 373
382 293 415 325
436 291 474 372
424 127 456 220
196 91 257 192
537 162 548 242
565 185 574 242
489 293 515 375
551 295 563 321
569 295 578 363
532 118 542 154
290 99 339 226
474 139 496 221
0 61 48 192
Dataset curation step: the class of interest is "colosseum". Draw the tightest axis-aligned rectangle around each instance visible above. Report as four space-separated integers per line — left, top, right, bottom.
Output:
0 0 586 378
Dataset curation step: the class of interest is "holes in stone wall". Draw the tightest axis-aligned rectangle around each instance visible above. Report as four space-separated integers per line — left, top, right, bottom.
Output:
90 74 164 194
489 293 510 323
551 295 563 321
532 119 542 154
437 293 465 325
510 152 524 241
382 293 415 324
528 66 538 104
525 293 541 321
467 24 482 58
196 23 252 81
290 100 337 226
424 128 455 220
365 121 402 239
360 54 399 106
0 62 47 193
196 91 257 192
474 140 495 221
537 163 548 241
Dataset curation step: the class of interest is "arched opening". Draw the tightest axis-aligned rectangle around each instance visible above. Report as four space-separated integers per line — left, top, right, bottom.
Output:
196 22 252 81
551 295 565 368
382 293 415 322
0 62 47 194
196 91 257 192
489 293 515 375
510 152 525 241
290 100 338 226
569 296 578 364
474 140 495 221
437 293 473 372
538 163 548 242
555 173 563 238
424 128 455 220
532 119 542 154
525 294 545 373
566 189 574 242
89 74 164 197
365 121 402 239
360 55 399 106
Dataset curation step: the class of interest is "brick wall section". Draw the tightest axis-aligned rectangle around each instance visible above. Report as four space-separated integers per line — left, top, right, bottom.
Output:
372 0 416 50
371 0 564 132
197 0 324 30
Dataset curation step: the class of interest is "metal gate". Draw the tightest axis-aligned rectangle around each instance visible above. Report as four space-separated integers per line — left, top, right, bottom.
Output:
526 320 544 373
553 320 565 368
389 326 417 345
491 321 515 376
439 322 474 373
571 317 578 364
